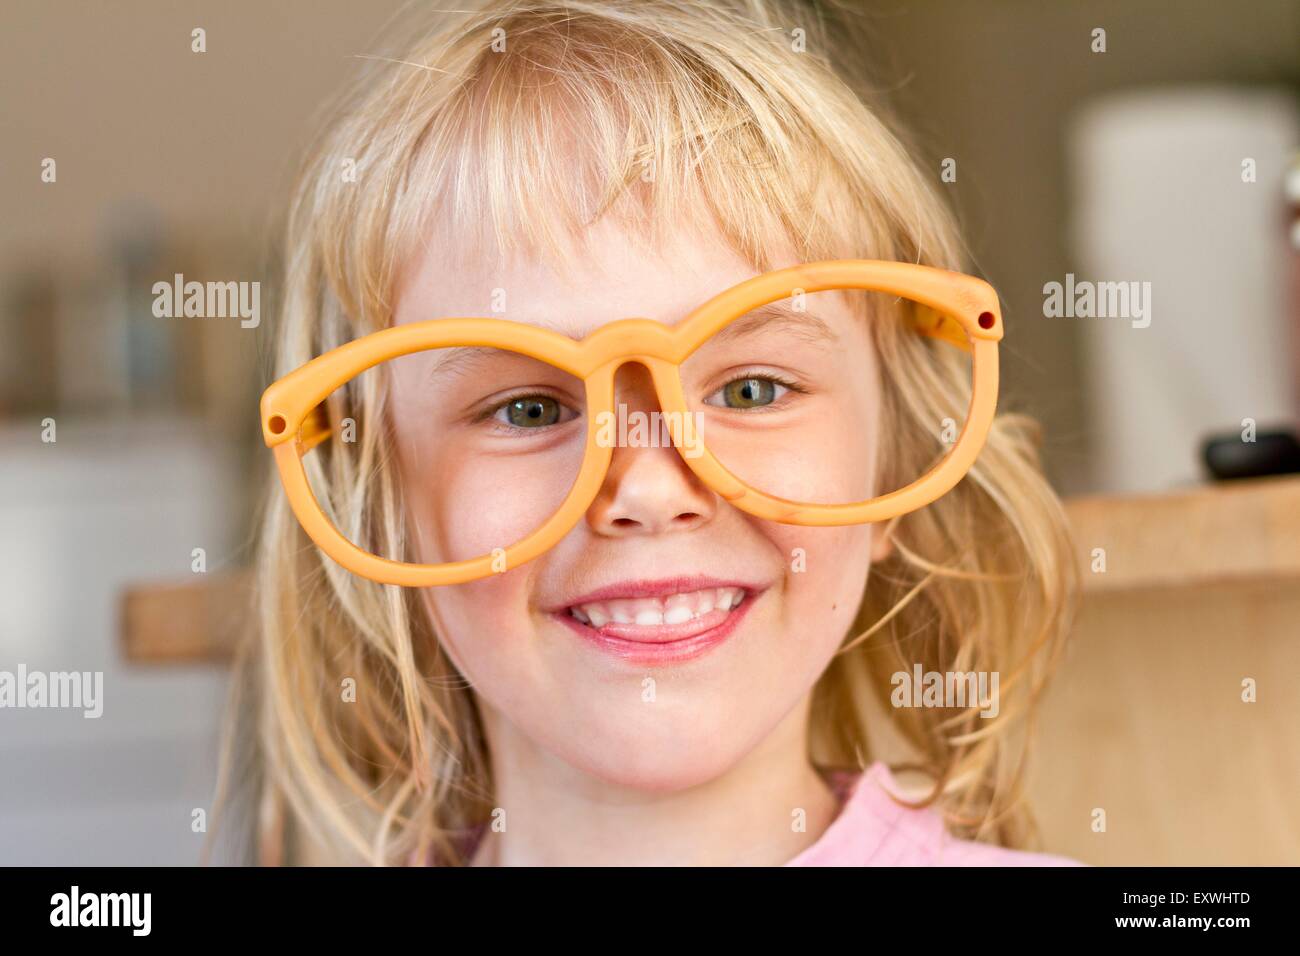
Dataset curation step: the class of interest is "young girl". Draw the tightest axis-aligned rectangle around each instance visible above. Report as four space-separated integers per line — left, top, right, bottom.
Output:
214 0 1079 866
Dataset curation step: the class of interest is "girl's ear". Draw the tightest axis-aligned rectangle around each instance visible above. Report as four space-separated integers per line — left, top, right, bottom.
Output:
869 524 894 563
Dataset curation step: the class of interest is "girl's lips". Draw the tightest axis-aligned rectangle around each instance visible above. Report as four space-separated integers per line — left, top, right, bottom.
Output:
548 576 765 664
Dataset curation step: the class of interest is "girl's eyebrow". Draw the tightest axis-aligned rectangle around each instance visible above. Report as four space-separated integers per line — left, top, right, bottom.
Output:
420 313 582 382
707 302 838 346
424 345 523 381
421 303 837 381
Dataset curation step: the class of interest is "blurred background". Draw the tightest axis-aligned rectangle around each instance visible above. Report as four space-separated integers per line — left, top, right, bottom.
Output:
1 0 1297 865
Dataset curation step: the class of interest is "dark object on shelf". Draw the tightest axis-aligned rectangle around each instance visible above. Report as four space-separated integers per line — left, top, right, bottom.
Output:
1202 428 1300 480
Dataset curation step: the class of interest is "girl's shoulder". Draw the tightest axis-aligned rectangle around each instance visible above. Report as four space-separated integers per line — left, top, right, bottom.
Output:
785 762 1085 867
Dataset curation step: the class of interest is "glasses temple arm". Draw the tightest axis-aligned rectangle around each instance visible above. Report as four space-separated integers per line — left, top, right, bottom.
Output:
296 403 332 452
907 304 975 353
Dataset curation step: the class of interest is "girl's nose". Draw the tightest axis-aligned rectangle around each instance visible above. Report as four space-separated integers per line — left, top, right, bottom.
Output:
584 364 717 538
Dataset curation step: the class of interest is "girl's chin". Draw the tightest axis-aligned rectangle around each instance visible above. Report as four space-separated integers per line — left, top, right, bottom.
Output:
557 735 753 794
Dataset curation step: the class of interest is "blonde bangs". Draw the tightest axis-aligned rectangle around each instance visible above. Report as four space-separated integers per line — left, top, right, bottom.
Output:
294 0 961 345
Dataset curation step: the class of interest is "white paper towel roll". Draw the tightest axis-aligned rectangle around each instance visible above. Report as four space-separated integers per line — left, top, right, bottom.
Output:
1068 87 1298 493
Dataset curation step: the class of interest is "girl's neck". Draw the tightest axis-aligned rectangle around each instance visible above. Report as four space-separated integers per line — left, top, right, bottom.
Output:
470 695 840 866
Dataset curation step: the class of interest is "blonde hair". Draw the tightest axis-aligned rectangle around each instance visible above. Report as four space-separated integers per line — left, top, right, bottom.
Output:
210 0 1077 866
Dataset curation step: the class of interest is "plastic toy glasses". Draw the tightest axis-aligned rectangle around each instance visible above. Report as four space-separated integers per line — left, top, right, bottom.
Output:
260 260 1002 586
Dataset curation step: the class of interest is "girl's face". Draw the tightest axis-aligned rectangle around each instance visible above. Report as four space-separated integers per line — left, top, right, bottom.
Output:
387 221 888 791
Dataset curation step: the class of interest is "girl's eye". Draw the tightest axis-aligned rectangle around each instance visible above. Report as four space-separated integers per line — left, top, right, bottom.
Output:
494 395 569 428
707 376 790 410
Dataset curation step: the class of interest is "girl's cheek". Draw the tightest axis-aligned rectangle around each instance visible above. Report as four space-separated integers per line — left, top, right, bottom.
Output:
398 448 575 564
420 570 529 678
766 522 876 614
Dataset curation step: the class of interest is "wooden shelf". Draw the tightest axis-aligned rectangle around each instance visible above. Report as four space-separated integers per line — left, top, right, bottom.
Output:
120 571 252 665
1064 474 1300 594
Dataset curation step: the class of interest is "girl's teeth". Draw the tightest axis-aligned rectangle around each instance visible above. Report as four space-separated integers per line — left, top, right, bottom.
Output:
568 587 745 627
663 605 694 625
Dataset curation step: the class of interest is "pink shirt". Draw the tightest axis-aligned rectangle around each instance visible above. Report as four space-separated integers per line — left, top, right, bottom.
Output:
786 761 1082 866
423 761 1082 866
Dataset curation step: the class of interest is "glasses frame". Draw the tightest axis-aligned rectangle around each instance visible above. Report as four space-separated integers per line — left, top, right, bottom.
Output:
261 259 1002 586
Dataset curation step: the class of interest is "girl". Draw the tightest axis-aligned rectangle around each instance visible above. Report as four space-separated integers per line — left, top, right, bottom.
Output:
213 0 1079 866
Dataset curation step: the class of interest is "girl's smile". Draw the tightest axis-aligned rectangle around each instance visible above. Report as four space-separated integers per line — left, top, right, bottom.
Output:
548 575 768 665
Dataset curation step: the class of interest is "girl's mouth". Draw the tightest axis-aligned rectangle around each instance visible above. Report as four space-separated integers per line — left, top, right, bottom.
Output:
550 577 763 665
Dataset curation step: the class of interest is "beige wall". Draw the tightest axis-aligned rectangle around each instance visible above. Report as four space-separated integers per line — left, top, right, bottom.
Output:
0 0 406 264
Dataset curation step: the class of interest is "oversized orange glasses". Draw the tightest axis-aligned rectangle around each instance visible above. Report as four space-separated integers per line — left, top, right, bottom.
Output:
260 259 1002 586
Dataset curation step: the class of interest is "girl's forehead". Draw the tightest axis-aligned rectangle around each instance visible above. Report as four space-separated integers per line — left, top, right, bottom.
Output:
393 218 803 338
